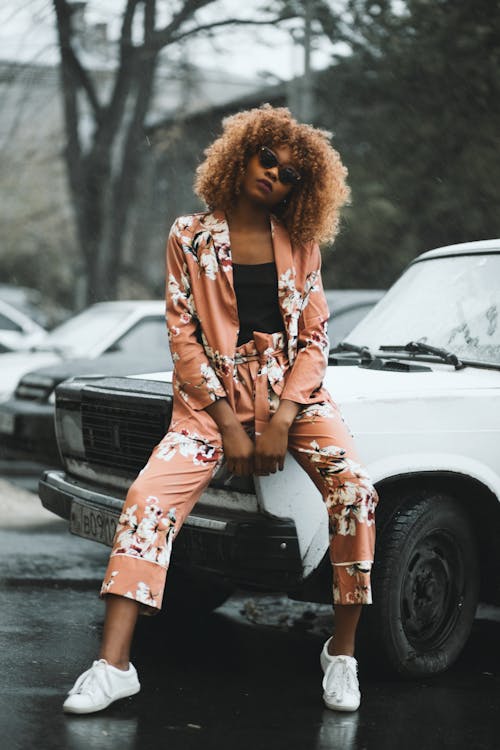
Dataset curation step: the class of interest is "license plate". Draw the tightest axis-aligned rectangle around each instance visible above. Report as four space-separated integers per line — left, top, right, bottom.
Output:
0 410 15 435
70 500 118 547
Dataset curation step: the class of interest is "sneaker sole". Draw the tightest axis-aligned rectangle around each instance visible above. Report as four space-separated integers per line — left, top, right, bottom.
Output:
323 693 360 712
63 683 140 714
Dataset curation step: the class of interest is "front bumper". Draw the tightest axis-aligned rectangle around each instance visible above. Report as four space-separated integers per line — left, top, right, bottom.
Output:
0 399 60 466
39 470 304 590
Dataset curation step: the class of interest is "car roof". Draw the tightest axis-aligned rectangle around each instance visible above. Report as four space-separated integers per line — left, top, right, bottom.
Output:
324 289 385 312
0 297 46 330
88 300 165 313
414 239 500 262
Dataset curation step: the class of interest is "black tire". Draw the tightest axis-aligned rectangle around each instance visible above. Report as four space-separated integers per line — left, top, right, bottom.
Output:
367 491 479 677
160 565 235 620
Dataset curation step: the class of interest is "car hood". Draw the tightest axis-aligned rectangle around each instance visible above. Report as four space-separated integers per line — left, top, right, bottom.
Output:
130 359 499 396
21 351 170 388
0 351 61 397
323 361 498 402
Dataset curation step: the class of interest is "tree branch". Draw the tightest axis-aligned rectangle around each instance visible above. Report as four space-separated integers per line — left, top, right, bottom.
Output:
144 0 156 45
107 0 159 276
150 0 220 50
52 0 101 120
52 2 82 196
92 0 142 158
121 0 140 45
165 15 296 46
110 60 158 275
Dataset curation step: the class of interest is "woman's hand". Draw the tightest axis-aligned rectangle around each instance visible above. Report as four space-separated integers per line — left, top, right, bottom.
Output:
254 419 289 475
254 399 301 475
205 397 255 476
220 421 255 476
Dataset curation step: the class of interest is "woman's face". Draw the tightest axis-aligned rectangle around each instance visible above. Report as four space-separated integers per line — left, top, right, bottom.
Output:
240 144 300 209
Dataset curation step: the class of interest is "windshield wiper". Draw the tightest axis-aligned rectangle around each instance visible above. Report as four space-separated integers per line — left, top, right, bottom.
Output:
379 341 466 370
329 342 375 362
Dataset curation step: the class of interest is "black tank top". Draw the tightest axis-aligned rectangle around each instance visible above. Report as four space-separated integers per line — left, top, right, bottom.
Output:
233 261 284 346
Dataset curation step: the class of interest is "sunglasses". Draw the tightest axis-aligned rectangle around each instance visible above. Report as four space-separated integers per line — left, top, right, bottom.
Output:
258 146 302 186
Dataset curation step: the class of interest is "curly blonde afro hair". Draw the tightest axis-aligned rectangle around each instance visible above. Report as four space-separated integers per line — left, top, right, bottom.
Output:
194 104 350 247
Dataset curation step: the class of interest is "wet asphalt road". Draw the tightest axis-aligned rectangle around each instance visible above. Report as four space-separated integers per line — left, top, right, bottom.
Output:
1 480 499 750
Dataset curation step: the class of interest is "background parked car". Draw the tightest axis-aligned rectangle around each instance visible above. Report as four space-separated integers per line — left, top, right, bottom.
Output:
39 239 500 677
0 300 171 486
0 298 47 353
0 300 166 403
0 351 173 489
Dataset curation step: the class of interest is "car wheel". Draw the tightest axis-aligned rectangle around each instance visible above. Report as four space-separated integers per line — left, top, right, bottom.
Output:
160 565 235 619
368 491 479 677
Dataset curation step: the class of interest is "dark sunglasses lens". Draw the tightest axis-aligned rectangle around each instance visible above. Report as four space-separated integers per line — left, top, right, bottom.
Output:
259 147 301 185
259 147 277 168
280 167 300 185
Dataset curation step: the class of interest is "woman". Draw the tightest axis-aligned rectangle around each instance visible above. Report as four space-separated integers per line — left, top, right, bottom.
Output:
63 104 379 715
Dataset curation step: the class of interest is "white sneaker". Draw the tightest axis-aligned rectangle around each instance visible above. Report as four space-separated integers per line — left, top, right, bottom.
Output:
320 637 360 712
63 659 140 714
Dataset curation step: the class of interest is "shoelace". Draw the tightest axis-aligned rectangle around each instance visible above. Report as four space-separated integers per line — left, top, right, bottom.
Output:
322 658 358 700
68 660 113 698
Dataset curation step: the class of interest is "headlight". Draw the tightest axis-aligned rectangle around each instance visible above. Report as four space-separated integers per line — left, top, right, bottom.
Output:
48 390 56 405
20 374 54 388
16 374 55 401
55 406 85 457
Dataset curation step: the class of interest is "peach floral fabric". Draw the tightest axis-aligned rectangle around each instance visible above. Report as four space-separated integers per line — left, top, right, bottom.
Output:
101 338 379 612
166 211 331 437
100 213 379 612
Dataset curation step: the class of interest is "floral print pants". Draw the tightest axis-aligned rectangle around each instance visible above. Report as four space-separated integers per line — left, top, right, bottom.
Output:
101 335 379 612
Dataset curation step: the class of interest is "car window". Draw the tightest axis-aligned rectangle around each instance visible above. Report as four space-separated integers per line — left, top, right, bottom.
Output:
41 306 132 355
328 304 375 347
108 317 173 368
0 312 22 332
347 253 500 365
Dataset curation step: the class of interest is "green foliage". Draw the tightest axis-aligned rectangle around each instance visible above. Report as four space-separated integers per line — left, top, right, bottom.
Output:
316 0 500 289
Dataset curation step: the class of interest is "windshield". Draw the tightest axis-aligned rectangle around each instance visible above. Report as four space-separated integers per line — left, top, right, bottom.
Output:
346 253 500 366
109 317 174 369
38 306 132 356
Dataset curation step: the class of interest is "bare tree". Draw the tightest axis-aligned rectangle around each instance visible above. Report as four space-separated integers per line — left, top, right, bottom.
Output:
52 0 307 303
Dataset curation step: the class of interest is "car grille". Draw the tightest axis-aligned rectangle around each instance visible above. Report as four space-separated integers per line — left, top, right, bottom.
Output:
81 398 168 474
78 385 254 493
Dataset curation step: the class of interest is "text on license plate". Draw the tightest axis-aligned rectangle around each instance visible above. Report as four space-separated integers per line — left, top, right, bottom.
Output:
70 500 118 547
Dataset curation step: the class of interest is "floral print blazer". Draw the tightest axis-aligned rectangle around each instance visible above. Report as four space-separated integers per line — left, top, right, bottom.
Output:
165 210 332 423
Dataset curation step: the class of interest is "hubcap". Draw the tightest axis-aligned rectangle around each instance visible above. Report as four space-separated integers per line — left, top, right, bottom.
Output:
401 530 464 649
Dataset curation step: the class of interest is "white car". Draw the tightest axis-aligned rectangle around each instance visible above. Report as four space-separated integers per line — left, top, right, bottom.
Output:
0 301 166 403
324 288 385 348
0 298 47 353
39 240 500 676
